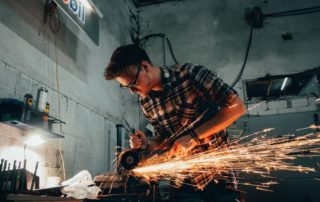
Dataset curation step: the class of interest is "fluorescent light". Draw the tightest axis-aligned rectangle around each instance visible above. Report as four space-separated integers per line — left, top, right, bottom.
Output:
280 77 288 91
24 135 45 146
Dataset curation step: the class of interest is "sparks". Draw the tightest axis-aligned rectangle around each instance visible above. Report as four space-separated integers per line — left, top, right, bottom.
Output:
132 131 320 191
246 102 266 113
296 124 320 131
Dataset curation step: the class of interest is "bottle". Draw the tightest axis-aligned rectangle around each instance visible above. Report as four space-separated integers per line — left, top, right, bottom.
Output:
21 94 33 124
36 87 48 112
42 102 50 130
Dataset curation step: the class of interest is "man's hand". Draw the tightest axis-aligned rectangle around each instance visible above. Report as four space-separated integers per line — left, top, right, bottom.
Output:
129 130 148 150
169 134 198 158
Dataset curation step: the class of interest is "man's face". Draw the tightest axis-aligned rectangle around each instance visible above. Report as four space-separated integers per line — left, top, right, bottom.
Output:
116 64 152 97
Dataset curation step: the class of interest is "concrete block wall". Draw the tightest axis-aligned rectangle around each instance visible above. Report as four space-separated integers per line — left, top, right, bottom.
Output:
0 0 139 186
0 60 118 185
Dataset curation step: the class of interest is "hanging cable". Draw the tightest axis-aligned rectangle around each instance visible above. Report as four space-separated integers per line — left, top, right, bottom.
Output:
53 33 66 180
136 5 320 88
44 1 61 33
164 36 179 64
230 25 254 88
238 5 320 88
138 33 179 64
265 5 320 17
46 2 65 179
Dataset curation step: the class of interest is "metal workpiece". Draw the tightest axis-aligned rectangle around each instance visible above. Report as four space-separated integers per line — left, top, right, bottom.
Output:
0 159 4 172
18 159 27 191
0 159 3 187
10 160 17 192
0 159 7 190
94 172 155 200
30 162 39 191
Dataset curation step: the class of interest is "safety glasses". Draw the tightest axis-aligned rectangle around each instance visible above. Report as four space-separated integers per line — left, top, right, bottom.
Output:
119 65 141 90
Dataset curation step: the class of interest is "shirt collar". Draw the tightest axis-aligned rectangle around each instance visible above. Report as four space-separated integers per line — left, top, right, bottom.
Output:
160 65 172 92
143 65 172 98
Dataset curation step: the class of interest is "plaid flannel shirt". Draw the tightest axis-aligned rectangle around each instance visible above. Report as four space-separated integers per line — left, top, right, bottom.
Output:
139 63 237 145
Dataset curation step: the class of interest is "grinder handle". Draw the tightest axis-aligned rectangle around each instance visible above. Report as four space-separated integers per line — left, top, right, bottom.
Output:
130 129 149 151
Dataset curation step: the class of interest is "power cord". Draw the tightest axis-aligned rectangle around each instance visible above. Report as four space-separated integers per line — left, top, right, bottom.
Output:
54 33 66 181
138 33 179 64
237 5 320 88
265 5 320 18
44 0 61 33
44 2 65 179
231 25 254 88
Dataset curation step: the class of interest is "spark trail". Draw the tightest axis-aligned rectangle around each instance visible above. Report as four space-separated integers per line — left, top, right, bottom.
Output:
132 130 320 191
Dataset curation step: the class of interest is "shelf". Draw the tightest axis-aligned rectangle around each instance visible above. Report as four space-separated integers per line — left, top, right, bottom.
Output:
0 98 65 138
3 120 64 138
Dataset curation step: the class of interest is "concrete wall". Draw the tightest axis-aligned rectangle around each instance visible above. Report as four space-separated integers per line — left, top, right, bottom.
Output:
138 0 320 93
0 0 139 186
138 0 320 201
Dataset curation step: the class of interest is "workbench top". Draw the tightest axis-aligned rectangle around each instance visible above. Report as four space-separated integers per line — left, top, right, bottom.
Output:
0 194 86 202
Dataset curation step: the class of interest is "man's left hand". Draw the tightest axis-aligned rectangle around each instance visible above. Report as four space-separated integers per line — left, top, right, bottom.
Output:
169 135 198 158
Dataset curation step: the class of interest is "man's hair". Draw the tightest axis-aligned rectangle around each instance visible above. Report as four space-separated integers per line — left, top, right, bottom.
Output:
104 44 151 80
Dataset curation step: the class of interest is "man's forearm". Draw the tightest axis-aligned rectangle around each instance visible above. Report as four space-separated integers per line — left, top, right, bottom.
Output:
194 95 245 140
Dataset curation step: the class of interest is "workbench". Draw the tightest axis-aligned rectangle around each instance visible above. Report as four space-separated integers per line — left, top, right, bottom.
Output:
0 194 84 202
0 194 155 202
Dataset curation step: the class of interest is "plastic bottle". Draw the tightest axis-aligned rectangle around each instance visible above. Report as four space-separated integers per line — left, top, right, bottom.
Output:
36 87 48 112
42 102 50 130
21 94 33 124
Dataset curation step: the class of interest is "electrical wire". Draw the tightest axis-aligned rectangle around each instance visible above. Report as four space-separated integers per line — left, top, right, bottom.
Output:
132 4 320 117
45 0 65 179
137 26 251 88
52 23 66 180
165 36 179 64
138 33 179 64
230 25 254 88
49 2 61 33
231 5 320 88
264 5 320 17
266 9 320 18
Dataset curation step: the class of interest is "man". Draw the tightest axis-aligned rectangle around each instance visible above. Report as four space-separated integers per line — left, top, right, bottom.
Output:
105 44 245 201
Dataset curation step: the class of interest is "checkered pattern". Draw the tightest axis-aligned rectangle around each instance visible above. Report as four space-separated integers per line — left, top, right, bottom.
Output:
139 63 237 144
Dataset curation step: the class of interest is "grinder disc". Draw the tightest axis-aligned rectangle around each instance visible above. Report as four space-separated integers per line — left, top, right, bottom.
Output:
120 150 140 170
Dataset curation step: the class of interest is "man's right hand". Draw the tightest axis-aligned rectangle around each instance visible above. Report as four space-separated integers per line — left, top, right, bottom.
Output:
129 130 148 150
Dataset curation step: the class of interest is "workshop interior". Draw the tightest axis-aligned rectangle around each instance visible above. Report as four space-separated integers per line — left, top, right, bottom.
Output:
0 0 320 201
